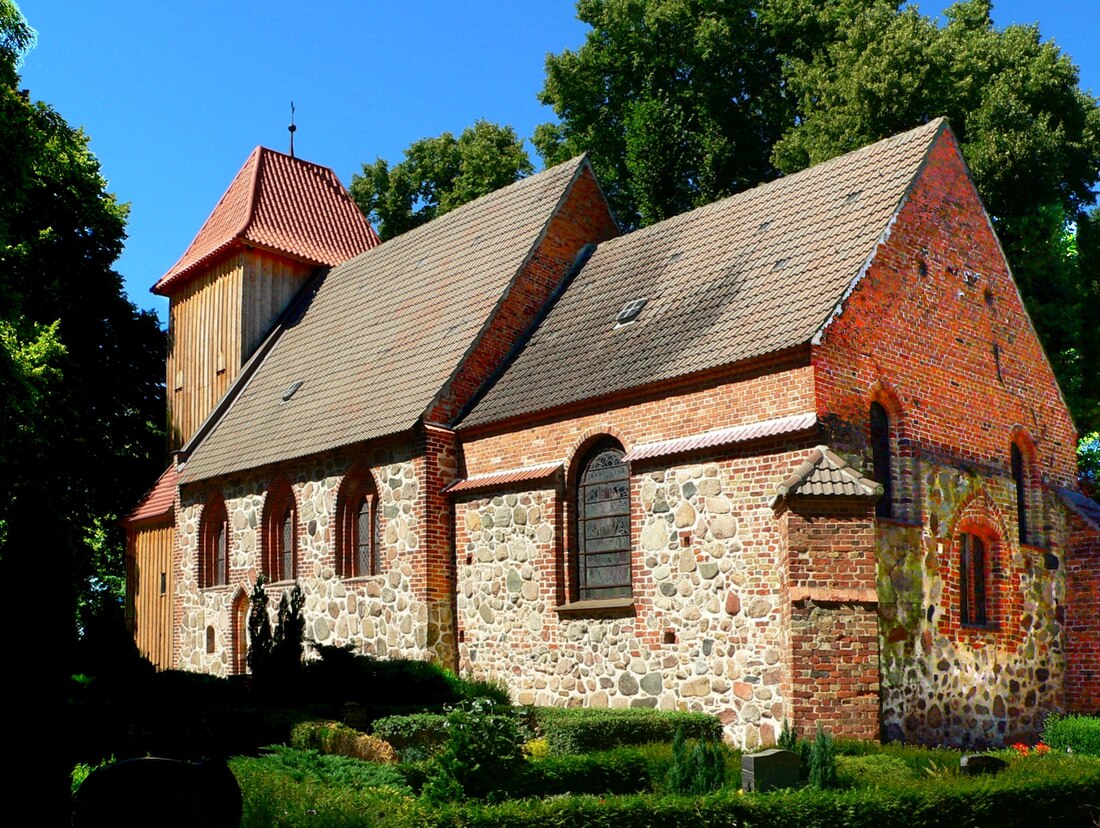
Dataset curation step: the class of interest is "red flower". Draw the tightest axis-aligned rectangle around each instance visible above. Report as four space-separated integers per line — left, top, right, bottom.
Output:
1011 742 1030 756
1034 742 1051 755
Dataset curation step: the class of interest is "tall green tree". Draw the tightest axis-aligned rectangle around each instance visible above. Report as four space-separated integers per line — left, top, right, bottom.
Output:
770 0 1100 439
0 1 166 649
535 0 790 228
351 120 533 240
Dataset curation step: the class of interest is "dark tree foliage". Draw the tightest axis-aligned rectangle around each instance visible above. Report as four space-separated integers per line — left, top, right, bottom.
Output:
351 120 533 240
0 2 165 650
535 0 790 228
769 0 1100 441
538 0 1099 479
246 576 273 677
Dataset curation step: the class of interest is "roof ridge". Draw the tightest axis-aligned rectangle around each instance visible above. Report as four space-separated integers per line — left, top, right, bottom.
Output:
591 119 947 256
375 155 587 252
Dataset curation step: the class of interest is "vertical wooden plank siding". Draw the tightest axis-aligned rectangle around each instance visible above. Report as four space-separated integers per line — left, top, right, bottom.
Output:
240 249 313 360
166 255 245 449
130 521 175 670
165 249 313 450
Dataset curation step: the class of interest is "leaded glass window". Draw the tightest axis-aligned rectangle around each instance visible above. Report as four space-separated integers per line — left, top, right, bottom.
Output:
576 443 631 600
356 496 373 577
281 507 295 581
870 402 893 518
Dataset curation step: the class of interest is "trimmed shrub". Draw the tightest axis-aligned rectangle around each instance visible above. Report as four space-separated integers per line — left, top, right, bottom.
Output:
837 754 917 788
420 755 1100 827
513 748 655 797
422 698 525 803
372 713 449 761
532 707 721 755
809 723 838 789
1043 713 1100 756
290 720 398 764
666 727 726 795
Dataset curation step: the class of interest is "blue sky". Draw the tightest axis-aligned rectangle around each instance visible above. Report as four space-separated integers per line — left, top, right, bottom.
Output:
16 1 1100 321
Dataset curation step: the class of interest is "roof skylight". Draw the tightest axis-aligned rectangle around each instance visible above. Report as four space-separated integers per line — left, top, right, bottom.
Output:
615 298 648 328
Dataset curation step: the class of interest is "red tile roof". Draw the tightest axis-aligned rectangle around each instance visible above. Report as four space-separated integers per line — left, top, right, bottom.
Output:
122 464 179 524
622 412 818 463
445 462 562 494
153 148 379 295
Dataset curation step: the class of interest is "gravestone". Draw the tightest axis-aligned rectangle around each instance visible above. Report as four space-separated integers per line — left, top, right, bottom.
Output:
959 754 1007 776
741 748 800 792
72 757 242 827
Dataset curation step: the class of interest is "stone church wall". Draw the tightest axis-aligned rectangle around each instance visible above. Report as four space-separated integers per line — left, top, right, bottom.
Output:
454 448 814 749
176 444 431 675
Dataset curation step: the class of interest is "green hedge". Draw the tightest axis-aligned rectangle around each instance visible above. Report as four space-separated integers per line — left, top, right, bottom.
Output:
513 748 657 797
531 708 722 755
1043 714 1100 756
372 712 449 761
426 756 1100 827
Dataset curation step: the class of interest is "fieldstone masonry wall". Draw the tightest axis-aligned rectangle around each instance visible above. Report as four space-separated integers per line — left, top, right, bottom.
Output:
877 465 1067 746
177 448 430 676
455 455 798 749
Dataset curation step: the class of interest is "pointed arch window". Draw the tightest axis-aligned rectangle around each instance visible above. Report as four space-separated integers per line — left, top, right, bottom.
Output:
337 466 378 578
959 532 988 626
574 438 631 601
263 479 297 582
199 496 229 588
870 401 894 519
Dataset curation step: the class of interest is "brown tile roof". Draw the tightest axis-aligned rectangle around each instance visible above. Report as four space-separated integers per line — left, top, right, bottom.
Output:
462 119 947 429
153 147 379 295
775 446 883 501
1058 488 1100 532
179 156 591 483
622 412 817 463
445 462 562 494
122 464 178 524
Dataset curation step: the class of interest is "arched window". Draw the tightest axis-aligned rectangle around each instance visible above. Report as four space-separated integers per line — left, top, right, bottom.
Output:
263 478 297 582
1011 442 1029 545
199 496 229 588
870 401 893 519
336 466 378 578
574 438 631 601
959 532 988 626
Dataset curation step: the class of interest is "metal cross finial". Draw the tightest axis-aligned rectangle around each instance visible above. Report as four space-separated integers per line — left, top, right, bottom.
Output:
289 101 297 158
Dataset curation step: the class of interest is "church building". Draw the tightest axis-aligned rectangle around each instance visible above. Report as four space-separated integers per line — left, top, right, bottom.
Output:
124 119 1100 748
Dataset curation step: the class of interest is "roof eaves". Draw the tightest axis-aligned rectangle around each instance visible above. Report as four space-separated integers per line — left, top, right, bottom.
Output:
1058 487 1100 532
152 147 264 295
772 445 883 507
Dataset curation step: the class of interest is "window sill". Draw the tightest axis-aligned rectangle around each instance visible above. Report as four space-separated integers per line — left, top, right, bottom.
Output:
554 597 635 616
341 574 382 583
199 584 232 592
875 517 923 529
961 622 1000 633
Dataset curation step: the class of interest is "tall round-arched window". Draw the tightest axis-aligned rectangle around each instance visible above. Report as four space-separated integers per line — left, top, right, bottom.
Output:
199 496 229 588
263 478 297 582
574 439 631 601
337 466 378 578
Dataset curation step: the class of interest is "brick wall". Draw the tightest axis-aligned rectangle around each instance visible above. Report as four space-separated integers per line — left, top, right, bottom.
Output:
1065 515 1100 712
779 499 880 740
815 126 1079 745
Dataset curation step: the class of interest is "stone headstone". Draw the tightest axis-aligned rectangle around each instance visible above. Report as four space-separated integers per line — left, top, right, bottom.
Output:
959 754 1007 776
72 757 242 827
741 748 800 792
